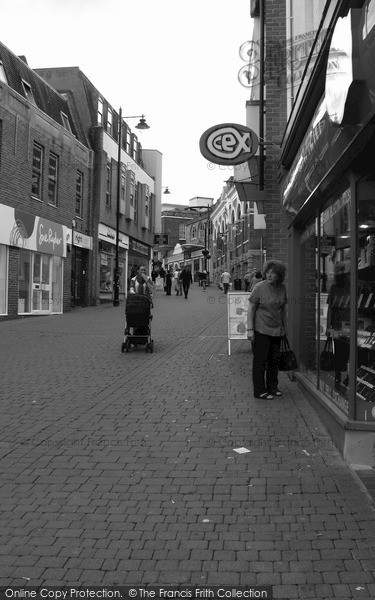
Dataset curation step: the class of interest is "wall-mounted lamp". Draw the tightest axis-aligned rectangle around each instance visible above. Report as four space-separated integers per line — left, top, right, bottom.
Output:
123 114 150 130
162 186 171 194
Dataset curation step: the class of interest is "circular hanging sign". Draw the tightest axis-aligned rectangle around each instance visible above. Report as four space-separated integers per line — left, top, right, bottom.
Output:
199 123 258 165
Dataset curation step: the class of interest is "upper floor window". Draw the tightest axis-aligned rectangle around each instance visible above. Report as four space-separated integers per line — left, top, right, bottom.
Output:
76 171 84 217
179 224 186 241
60 111 72 132
145 185 150 216
0 62 7 84
121 166 126 204
98 97 104 125
107 108 113 135
106 161 112 207
125 126 131 155
22 80 35 104
32 143 43 199
132 134 138 161
48 153 59 206
129 171 135 206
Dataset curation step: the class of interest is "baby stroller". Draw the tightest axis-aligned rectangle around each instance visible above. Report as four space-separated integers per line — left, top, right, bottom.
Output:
121 294 154 353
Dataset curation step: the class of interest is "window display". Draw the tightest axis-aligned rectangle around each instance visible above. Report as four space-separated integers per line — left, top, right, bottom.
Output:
356 177 375 420
319 188 351 415
299 218 318 384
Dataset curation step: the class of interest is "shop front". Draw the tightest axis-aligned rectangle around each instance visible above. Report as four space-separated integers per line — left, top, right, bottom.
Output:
98 223 128 303
281 3 375 463
67 228 93 307
0 204 66 317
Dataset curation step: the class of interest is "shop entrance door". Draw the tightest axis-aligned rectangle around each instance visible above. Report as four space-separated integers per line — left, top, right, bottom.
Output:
32 253 51 312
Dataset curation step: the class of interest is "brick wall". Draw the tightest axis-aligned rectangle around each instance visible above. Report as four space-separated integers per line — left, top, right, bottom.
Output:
264 0 289 267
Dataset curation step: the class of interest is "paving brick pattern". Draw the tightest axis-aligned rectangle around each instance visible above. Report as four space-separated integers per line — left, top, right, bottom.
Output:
1 285 375 597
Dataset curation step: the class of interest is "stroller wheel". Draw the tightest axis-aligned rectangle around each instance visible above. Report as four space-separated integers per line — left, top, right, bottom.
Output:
121 342 126 353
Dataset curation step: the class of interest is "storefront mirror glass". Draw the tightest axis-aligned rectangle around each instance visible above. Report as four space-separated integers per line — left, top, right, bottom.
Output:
299 218 318 384
356 176 375 420
319 188 351 415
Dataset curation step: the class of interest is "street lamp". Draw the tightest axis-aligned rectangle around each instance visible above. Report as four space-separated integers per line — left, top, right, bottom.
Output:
113 108 150 307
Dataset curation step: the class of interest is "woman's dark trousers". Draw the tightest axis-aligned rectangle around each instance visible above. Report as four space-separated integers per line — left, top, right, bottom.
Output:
252 331 281 396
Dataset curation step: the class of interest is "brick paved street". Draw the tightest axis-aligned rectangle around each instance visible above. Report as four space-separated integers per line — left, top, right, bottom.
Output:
1 284 375 597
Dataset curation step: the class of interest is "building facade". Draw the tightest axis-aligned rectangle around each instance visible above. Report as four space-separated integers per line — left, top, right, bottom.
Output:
35 67 162 303
0 44 93 319
210 178 266 288
255 0 375 462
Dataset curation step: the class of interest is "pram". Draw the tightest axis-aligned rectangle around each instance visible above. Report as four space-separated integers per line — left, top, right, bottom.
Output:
121 294 154 353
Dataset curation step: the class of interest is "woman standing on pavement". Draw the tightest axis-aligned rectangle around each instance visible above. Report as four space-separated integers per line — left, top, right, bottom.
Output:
246 260 288 399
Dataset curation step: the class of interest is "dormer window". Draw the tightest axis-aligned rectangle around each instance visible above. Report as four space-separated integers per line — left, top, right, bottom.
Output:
21 79 35 103
60 111 71 132
0 61 7 84
98 97 104 125
107 107 113 135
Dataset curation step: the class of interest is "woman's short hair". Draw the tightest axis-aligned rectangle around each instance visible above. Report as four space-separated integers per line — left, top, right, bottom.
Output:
262 260 286 284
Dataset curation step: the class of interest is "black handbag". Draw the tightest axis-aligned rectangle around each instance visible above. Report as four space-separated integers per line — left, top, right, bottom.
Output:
278 335 298 371
320 336 335 371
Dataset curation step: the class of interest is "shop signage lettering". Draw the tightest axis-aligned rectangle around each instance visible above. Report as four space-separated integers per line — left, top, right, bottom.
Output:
199 123 258 165
38 223 62 251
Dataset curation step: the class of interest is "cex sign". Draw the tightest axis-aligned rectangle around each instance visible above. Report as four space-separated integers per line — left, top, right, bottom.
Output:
199 123 258 165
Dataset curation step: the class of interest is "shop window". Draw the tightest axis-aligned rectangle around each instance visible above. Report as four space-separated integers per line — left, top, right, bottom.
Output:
19 250 31 313
48 152 59 206
32 142 43 199
76 171 83 217
356 176 375 420
0 244 7 314
319 188 351 415
51 255 63 314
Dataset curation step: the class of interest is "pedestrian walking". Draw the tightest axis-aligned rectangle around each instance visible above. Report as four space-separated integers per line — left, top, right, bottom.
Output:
201 269 208 291
165 268 173 296
173 267 183 296
179 266 193 299
220 270 231 294
129 265 154 302
246 260 288 399
250 270 263 291
244 269 252 292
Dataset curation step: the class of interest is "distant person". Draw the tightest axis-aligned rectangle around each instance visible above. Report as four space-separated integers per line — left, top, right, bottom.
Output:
250 270 263 291
174 267 183 296
221 270 231 294
244 270 252 292
201 269 208 291
179 267 193 299
165 268 173 296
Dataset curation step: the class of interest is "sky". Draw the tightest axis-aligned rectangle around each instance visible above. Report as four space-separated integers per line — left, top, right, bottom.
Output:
2 0 253 205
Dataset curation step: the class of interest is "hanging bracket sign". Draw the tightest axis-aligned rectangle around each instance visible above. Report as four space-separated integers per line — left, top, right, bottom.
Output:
199 123 258 165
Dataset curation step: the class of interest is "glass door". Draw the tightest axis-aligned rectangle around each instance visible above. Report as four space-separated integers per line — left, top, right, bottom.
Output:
32 253 51 312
